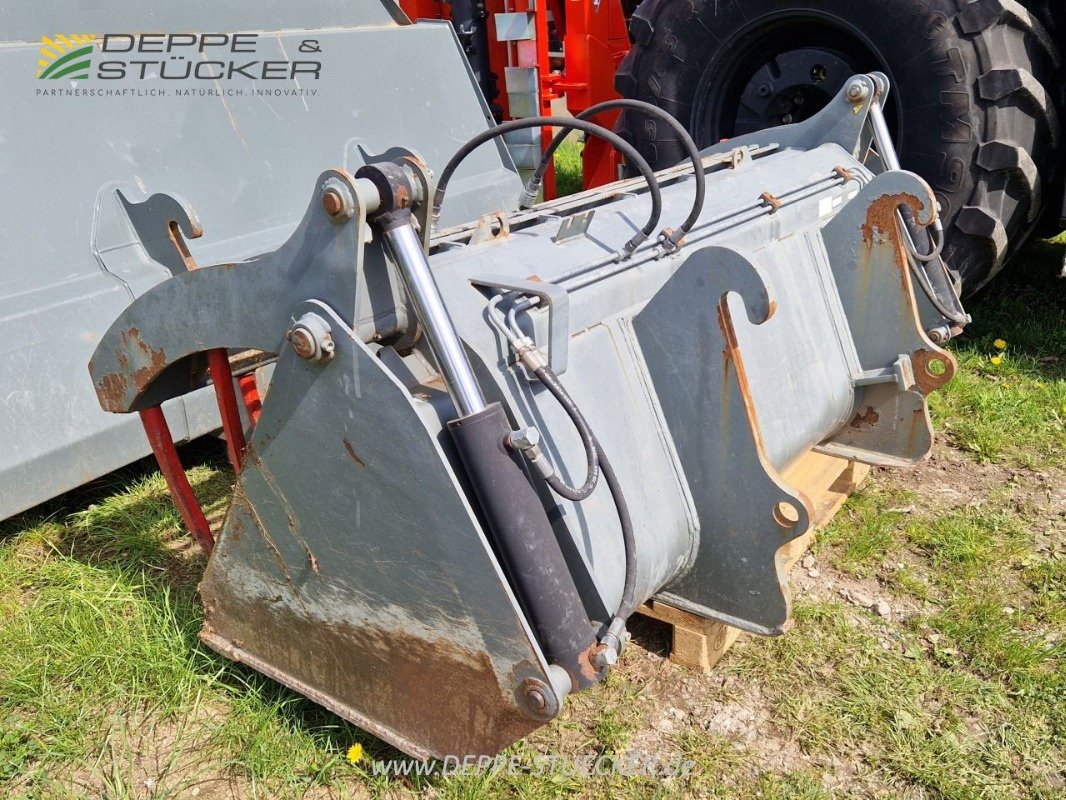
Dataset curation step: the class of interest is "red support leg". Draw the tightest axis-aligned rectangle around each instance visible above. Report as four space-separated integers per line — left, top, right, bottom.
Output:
207 349 247 472
237 372 262 426
139 406 214 553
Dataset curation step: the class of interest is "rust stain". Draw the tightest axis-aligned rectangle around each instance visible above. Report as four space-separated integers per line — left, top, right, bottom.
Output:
122 327 169 394
95 327 169 410
760 191 783 212
849 406 880 429
342 438 366 468
911 348 958 396
95 372 130 411
197 588 545 758
577 642 606 684
860 193 926 308
717 299 765 453
860 193 922 246
305 544 320 574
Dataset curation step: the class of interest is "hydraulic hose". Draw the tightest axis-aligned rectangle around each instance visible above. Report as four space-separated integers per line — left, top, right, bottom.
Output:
433 116 662 254
530 365 600 502
527 359 637 659
530 99 706 249
597 445 637 654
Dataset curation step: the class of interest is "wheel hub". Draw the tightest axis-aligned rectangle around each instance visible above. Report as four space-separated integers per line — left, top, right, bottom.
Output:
735 48 854 134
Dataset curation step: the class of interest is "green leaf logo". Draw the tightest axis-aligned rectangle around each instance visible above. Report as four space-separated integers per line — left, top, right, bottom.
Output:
37 34 95 80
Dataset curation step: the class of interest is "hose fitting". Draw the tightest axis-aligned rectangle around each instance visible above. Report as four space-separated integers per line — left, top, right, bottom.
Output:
513 335 548 371
507 426 556 481
518 181 540 210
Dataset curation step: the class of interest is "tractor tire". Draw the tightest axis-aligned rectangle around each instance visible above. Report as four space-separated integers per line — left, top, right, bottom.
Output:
615 0 1064 294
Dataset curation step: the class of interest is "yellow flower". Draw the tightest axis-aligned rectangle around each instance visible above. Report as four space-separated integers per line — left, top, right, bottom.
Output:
993 339 1007 350
346 744 363 764
990 355 1003 366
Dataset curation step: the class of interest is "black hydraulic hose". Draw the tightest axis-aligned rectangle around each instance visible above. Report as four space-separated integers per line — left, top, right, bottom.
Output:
532 99 706 248
432 116 662 254
596 446 637 625
530 366 600 501
532 365 637 632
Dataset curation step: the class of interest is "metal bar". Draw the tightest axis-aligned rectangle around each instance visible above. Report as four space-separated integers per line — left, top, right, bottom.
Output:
383 221 488 417
867 99 901 172
237 373 262 426
138 406 214 553
207 348 247 471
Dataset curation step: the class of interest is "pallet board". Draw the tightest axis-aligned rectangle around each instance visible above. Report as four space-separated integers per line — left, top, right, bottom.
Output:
637 452 870 673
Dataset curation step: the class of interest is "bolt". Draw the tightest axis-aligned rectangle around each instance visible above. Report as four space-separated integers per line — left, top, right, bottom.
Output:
525 687 547 712
288 312 336 363
322 189 344 217
592 645 618 669
508 427 541 451
757 82 772 98
926 325 953 344
781 114 793 125
290 327 317 359
846 79 869 102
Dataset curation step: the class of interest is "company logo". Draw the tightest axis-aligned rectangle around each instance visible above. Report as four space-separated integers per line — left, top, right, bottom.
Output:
37 34 95 80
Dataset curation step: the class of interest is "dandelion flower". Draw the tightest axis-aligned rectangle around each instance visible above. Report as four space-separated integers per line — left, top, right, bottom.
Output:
993 338 1007 350
990 355 1003 366
346 744 363 764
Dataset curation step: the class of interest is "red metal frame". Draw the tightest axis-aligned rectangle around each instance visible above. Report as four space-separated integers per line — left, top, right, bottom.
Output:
139 351 261 553
553 0 631 190
139 406 215 553
397 0 632 196
238 373 263 425
207 348 247 472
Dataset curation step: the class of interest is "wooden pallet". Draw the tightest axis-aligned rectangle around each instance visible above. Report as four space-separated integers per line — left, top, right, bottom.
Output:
637 452 870 673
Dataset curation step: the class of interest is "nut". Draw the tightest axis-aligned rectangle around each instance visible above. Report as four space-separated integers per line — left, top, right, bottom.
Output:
592 645 618 669
508 427 541 451
846 79 869 102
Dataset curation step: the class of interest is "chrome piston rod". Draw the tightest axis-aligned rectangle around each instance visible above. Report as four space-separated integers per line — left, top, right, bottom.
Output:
382 220 488 417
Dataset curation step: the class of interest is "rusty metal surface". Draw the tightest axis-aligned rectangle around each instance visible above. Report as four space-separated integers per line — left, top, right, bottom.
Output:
816 170 957 466
197 300 558 758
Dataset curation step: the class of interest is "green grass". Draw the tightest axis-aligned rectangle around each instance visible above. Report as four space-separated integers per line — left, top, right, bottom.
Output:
928 241 1066 467
1 196 1063 796
552 138 585 197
